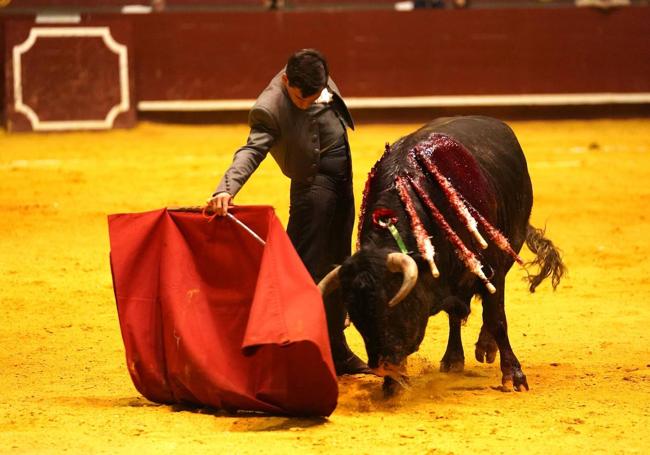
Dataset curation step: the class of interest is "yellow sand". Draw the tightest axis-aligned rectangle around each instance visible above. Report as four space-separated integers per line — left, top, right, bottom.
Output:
1 118 649 454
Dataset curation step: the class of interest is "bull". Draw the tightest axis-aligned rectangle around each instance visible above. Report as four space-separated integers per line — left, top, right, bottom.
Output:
319 116 565 394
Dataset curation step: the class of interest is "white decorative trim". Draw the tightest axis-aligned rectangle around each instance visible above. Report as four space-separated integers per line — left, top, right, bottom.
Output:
345 93 650 108
13 27 130 131
138 99 255 112
121 5 153 14
36 14 82 24
138 93 650 112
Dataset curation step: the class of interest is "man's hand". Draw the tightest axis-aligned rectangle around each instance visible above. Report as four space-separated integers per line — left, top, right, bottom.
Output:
206 192 232 216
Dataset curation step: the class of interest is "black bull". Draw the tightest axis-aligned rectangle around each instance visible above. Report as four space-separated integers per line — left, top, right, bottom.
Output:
319 116 565 393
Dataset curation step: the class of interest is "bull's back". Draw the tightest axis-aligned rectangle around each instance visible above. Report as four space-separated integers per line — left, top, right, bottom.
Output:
395 116 533 249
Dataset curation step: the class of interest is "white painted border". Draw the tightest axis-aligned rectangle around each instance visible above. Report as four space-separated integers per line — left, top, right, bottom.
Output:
13 27 130 131
35 15 82 24
138 92 650 112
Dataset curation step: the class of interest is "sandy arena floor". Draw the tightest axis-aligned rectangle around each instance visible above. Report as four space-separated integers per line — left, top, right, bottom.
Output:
1 117 649 454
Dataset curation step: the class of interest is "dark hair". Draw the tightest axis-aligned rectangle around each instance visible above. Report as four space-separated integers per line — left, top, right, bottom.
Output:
286 49 329 97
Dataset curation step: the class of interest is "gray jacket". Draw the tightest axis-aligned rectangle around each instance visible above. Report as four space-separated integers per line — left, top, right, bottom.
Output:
215 70 354 197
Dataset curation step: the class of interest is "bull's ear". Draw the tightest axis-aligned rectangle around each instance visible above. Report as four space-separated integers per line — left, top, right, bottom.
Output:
318 265 341 296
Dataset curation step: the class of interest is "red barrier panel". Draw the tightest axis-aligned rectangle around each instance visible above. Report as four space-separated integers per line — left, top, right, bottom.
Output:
3 18 136 132
130 7 650 101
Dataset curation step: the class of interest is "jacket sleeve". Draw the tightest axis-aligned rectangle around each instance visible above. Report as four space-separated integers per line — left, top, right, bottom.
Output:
214 107 278 197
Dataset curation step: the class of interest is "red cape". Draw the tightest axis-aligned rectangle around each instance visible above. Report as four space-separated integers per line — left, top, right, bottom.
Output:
108 206 338 416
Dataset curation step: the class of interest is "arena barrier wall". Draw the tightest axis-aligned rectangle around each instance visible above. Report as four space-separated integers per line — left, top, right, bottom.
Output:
2 5 649 131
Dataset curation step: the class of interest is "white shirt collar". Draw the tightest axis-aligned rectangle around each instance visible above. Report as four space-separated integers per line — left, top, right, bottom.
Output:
315 88 333 104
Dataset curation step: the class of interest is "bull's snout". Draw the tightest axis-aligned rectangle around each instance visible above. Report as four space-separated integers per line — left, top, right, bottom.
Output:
371 358 407 378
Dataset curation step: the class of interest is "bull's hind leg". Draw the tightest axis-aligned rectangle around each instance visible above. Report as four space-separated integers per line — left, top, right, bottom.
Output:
480 276 529 391
440 296 471 373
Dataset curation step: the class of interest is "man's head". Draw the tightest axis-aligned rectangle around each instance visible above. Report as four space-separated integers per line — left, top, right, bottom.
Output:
282 49 329 110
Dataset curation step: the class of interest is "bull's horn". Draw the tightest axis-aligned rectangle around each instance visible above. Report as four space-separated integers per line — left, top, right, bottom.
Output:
318 266 341 296
386 253 418 307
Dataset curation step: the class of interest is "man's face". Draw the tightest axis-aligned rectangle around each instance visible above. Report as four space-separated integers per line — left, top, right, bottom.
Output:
282 74 322 110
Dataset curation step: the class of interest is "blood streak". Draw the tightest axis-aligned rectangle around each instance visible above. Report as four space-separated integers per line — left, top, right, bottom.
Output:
406 175 496 294
417 134 493 215
363 132 521 290
394 175 439 277
413 145 488 250
464 202 524 265
413 134 521 265
357 143 392 250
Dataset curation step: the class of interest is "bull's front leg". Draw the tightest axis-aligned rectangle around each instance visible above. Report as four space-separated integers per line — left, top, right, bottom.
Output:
480 277 529 391
440 314 465 372
440 296 471 373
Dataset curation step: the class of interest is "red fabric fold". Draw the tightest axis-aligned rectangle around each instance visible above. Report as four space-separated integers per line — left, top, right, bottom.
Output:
108 206 338 416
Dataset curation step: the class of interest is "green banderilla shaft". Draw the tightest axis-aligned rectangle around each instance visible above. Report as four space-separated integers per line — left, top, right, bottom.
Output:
387 223 409 255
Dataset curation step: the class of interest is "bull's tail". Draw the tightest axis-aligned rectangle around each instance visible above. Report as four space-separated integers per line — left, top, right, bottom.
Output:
524 224 566 293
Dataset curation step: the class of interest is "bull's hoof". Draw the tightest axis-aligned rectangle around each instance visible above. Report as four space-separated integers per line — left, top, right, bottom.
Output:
475 339 498 364
512 370 529 392
440 357 465 373
499 370 529 392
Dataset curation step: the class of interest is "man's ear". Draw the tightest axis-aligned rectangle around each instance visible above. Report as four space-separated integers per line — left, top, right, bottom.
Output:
281 73 288 87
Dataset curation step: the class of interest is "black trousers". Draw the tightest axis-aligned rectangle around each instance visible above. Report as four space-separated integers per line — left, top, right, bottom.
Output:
286 173 356 365
286 174 354 282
